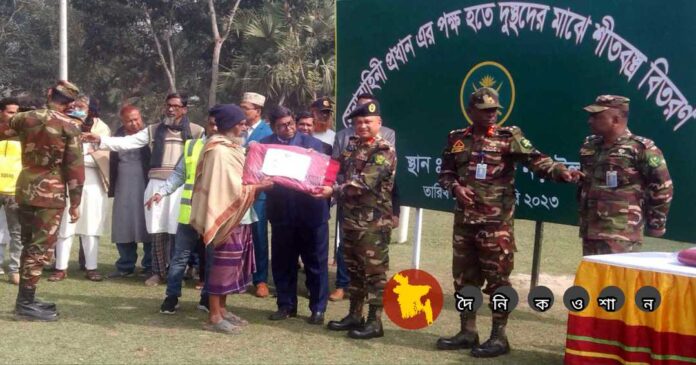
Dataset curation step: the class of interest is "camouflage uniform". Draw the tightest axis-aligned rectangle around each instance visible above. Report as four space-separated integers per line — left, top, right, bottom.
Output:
0 95 84 288
336 135 396 308
439 125 567 297
579 95 673 256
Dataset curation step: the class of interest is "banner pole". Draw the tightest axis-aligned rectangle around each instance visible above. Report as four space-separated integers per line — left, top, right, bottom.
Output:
411 208 424 269
530 220 544 290
398 207 410 243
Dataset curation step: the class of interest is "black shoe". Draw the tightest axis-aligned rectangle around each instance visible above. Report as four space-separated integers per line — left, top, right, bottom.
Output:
34 298 57 312
14 286 58 322
159 295 179 314
471 337 510 358
347 319 383 339
307 311 324 325
327 314 364 331
138 269 152 278
197 295 210 313
470 320 510 358
107 270 134 279
436 330 480 350
347 305 384 339
268 307 297 321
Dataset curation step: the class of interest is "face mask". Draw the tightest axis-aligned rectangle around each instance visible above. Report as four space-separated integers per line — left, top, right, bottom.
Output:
68 109 87 119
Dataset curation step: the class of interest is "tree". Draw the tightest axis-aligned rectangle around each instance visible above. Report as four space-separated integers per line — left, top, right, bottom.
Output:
221 0 335 110
0 0 335 125
207 0 241 108
0 0 61 97
144 5 178 93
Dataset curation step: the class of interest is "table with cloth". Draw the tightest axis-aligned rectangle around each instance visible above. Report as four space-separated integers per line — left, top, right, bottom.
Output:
565 252 696 365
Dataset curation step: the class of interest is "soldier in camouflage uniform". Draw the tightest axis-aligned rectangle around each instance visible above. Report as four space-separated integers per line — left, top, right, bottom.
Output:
320 100 395 340
578 95 672 255
436 88 578 358
0 81 84 321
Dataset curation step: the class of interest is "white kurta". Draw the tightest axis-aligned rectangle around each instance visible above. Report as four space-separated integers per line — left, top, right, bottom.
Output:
100 126 183 235
144 178 182 234
313 129 336 146
58 147 108 238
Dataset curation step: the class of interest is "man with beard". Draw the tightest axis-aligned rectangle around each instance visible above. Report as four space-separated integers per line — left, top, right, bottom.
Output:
83 93 204 286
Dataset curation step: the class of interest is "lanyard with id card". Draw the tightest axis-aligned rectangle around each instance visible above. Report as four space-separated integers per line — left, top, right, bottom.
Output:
475 151 487 180
606 170 618 188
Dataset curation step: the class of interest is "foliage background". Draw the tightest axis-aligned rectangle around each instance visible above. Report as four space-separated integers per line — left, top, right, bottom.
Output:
0 0 335 125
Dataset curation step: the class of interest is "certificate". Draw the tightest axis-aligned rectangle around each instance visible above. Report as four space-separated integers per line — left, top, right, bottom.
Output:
261 148 311 181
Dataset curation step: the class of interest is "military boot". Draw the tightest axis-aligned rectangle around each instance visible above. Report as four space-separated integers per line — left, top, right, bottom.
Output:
327 298 364 331
15 286 59 322
347 305 383 339
436 312 480 350
34 298 57 312
471 317 510 358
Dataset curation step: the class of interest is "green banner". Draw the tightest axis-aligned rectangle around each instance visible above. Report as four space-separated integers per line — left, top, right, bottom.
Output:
337 0 696 242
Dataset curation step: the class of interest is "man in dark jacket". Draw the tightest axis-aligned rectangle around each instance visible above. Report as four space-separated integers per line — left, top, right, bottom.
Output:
261 106 330 325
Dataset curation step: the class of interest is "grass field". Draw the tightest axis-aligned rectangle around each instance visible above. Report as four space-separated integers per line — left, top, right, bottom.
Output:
0 209 690 364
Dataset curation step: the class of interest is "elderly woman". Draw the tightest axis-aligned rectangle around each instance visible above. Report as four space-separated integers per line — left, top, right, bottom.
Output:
190 104 272 333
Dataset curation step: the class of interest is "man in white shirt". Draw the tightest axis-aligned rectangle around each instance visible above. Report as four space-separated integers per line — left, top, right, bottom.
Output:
310 96 336 150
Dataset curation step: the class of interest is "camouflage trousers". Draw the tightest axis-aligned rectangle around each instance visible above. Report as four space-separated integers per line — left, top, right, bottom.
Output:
452 222 514 296
453 222 515 323
17 205 63 288
342 228 390 307
582 238 641 256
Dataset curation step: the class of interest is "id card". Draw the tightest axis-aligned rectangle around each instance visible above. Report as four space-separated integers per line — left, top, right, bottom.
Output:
606 171 618 188
475 163 488 180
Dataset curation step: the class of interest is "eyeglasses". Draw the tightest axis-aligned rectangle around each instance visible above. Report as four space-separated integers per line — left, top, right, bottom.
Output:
276 121 296 129
166 103 184 109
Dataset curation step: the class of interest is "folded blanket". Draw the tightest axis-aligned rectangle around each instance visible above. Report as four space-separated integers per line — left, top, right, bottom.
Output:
243 143 339 195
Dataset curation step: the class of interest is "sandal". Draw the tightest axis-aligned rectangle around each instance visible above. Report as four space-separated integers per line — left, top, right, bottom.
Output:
85 270 103 282
48 270 67 282
202 319 241 334
223 312 249 327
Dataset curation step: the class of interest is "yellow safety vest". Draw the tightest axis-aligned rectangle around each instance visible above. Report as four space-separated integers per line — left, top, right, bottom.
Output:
0 140 22 195
178 138 205 224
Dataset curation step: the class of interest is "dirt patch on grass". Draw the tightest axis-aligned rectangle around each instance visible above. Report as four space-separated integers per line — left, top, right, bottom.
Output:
511 273 575 297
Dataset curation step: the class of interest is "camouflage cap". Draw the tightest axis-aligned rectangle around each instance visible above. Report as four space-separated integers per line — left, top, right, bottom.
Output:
469 87 502 109
310 96 334 112
347 100 380 119
584 95 630 113
54 80 80 101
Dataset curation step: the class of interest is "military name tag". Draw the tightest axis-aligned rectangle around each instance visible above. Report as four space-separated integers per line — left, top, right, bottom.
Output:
606 171 618 188
475 163 488 180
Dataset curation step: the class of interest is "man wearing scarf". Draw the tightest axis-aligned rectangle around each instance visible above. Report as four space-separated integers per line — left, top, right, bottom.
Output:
83 93 204 286
190 104 272 333
51 95 111 282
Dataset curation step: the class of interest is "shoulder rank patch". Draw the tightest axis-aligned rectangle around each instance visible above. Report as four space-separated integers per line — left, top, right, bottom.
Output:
374 155 386 165
648 155 662 168
451 140 466 153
